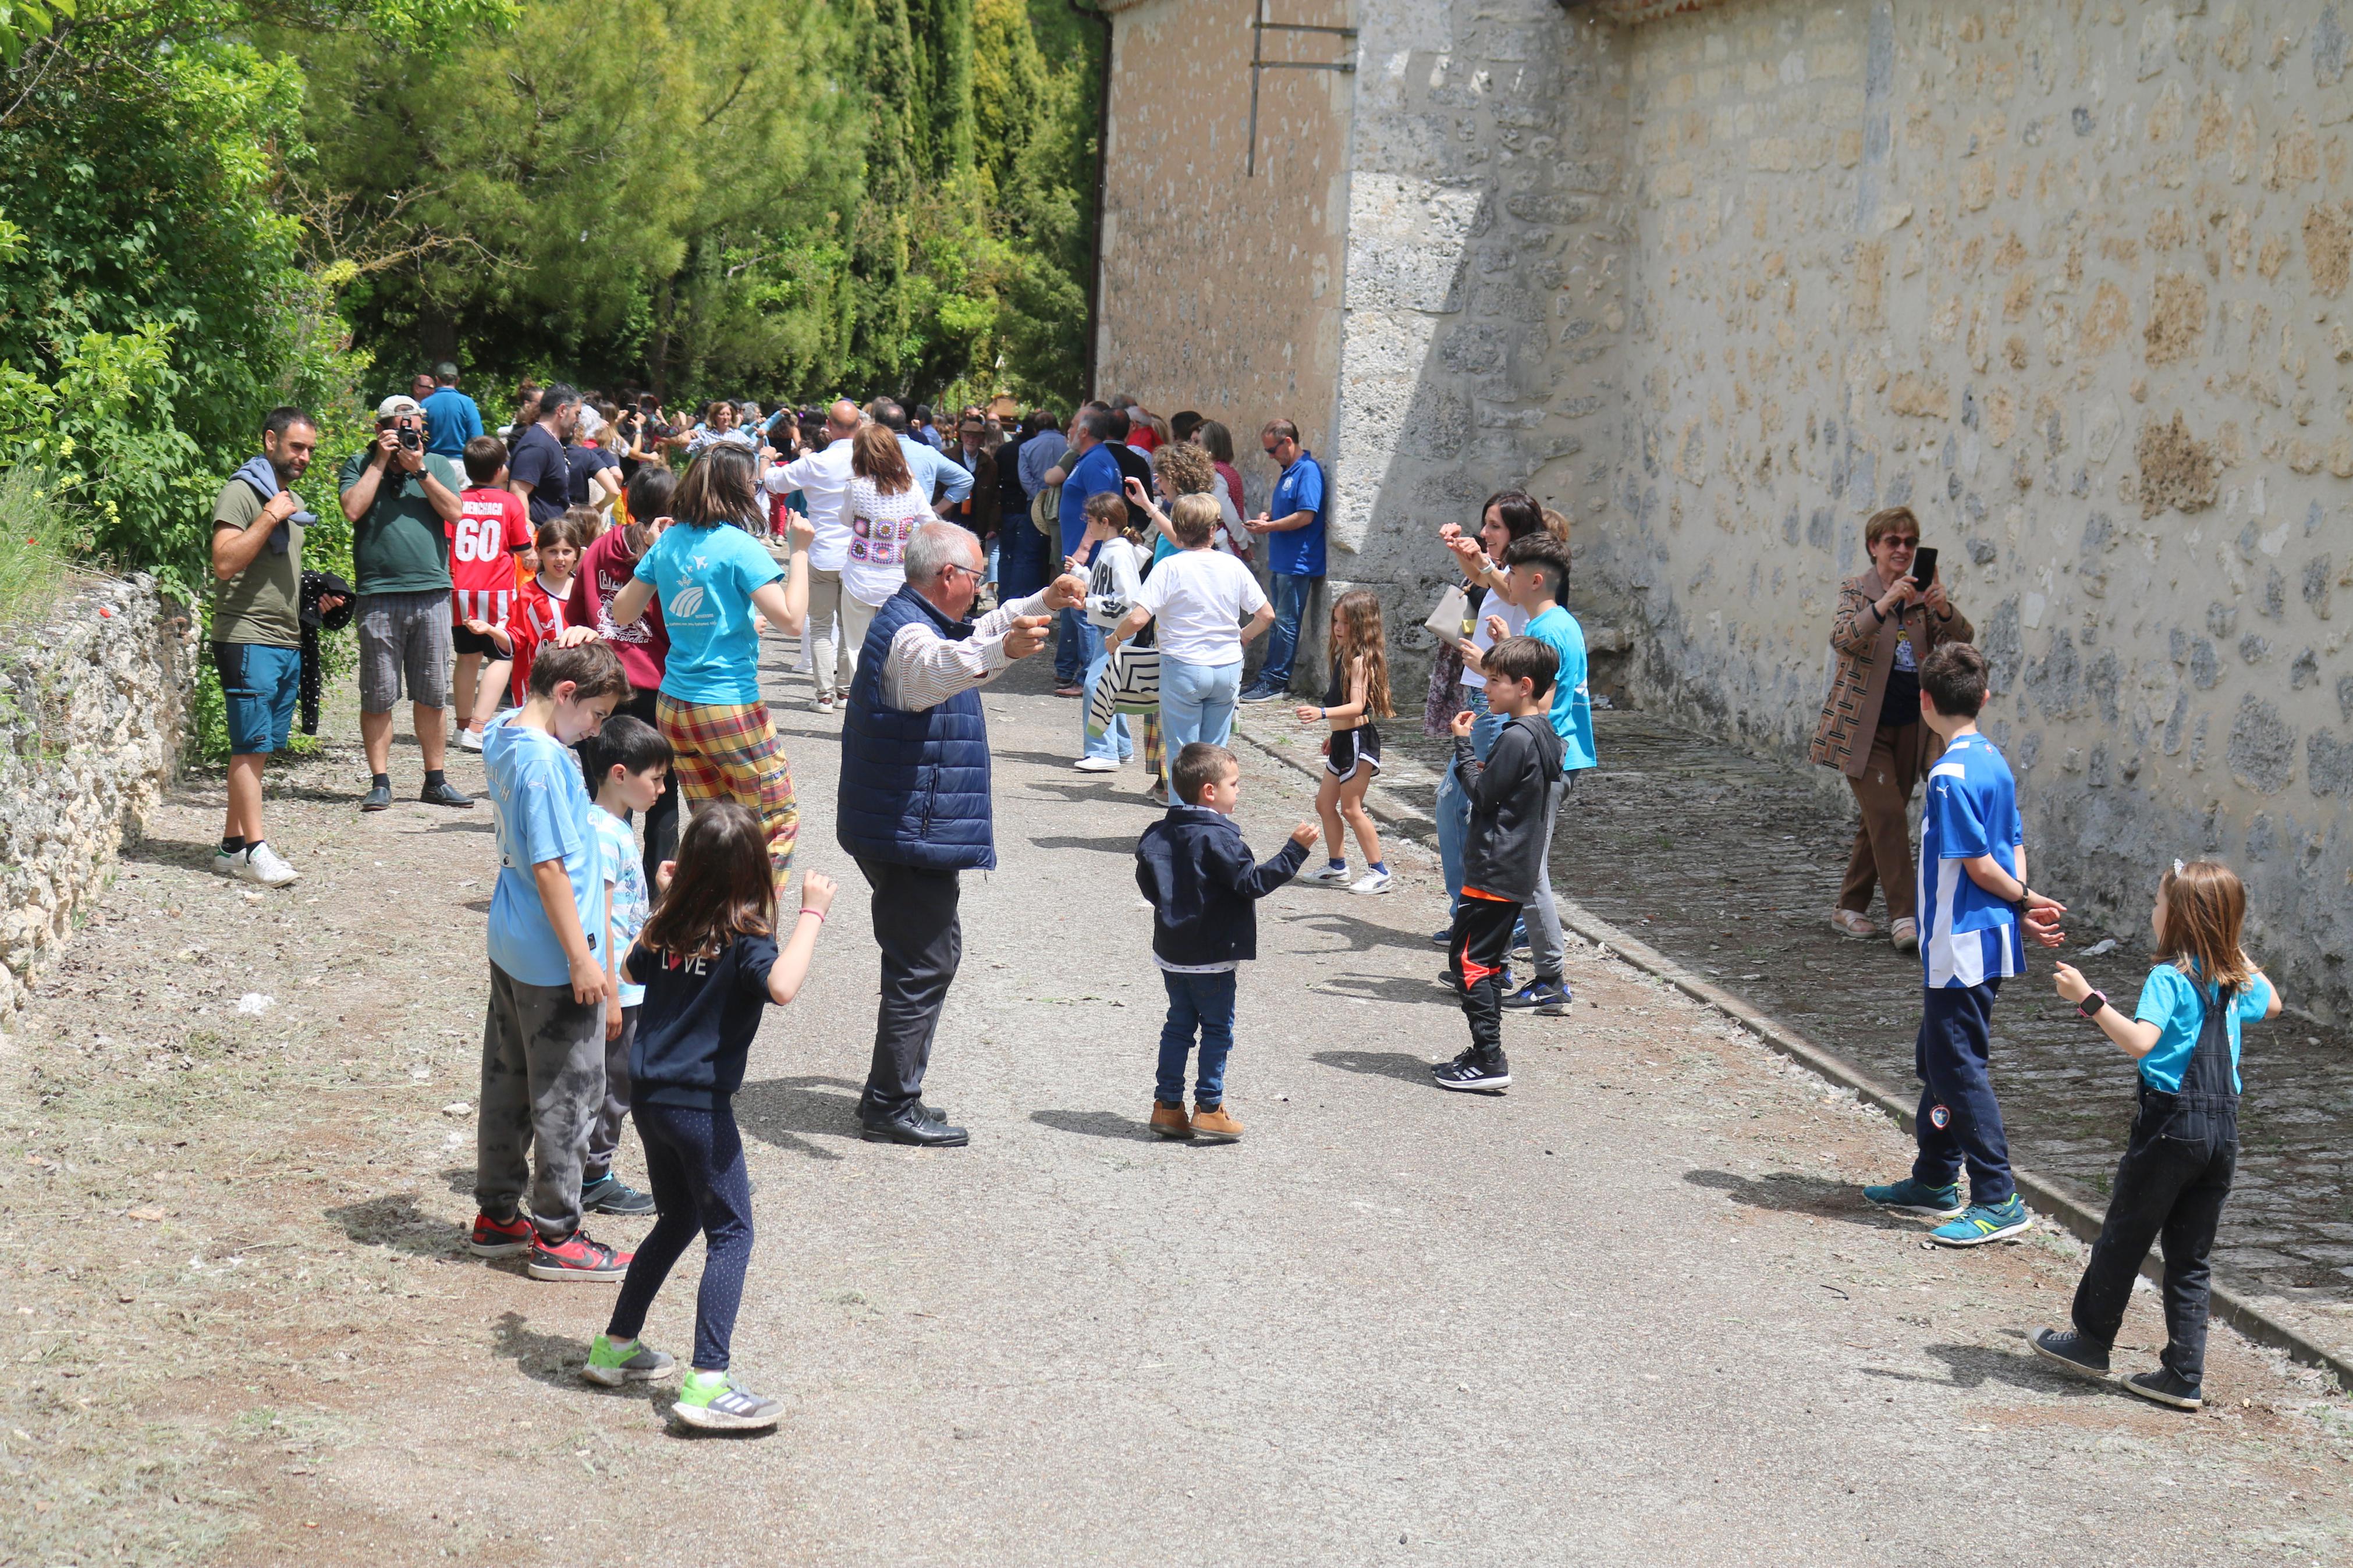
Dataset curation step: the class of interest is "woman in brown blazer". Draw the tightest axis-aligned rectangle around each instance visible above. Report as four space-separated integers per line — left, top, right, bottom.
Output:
1808 506 1974 951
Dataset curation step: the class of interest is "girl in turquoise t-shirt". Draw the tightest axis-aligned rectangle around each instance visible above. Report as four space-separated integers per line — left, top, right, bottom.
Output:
604 446 811 895
2034 858 2282 1411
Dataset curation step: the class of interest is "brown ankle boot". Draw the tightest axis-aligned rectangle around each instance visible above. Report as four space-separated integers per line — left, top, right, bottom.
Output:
1189 1103 1243 1142
1149 1100 1194 1139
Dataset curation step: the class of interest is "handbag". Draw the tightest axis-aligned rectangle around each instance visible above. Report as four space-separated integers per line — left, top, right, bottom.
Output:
1422 582 1471 645
1084 643 1162 738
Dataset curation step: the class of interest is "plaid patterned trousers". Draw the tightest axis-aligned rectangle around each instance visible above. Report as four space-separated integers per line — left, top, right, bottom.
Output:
655 695 799 891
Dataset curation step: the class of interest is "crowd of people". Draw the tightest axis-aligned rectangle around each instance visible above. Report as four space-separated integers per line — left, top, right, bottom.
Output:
201 372 2285 1429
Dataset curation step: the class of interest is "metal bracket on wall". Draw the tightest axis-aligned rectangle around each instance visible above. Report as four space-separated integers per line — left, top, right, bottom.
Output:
1246 0 1357 176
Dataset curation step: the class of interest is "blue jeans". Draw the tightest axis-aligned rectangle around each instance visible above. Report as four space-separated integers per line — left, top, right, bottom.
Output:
1156 969 1237 1105
1435 698 1508 911
1255 573 1315 692
1078 622 1131 761
1055 606 1088 684
1158 656 1242 785
1911 980 2014 1206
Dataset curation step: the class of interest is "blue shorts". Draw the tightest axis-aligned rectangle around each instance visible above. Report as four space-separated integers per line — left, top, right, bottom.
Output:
213 642 301 755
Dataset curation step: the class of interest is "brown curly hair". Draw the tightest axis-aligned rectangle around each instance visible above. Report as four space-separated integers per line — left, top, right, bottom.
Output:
1154 439 1215 497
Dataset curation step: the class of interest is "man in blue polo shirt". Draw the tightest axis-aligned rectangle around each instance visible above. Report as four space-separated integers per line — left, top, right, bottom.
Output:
420 364 484 460
1053 407 1126 692
1239 418 1325 701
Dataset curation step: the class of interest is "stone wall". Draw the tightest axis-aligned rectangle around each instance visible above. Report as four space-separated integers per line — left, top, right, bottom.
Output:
1095 0 2353 1016
0 577 198 1015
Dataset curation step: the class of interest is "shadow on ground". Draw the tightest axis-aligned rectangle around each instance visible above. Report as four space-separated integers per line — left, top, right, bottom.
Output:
326 1193 471 1260
1027 834 1146 856
1312 1049 1442 1087
1031 1108 1160 1142
1286 910 1434 956
734 1076 863 1161
1858 1339 2108 1399
1684 1168 1910 1228
1314 974 1458 1009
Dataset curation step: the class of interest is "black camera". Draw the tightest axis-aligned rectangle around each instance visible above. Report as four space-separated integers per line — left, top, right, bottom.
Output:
398 425 421 451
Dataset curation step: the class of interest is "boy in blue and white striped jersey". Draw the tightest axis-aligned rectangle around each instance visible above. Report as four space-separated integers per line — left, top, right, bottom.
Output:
1864 642 2068 1246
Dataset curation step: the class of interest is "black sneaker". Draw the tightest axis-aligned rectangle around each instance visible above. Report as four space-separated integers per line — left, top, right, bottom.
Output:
580 1174 656 1217
2123 1366 2203 1410
359 783 393 812
1237 684 1287 704
1433 1050 1511 1092
1503 977 1573 1015
421 778 473 808
2029 1327 2111 1382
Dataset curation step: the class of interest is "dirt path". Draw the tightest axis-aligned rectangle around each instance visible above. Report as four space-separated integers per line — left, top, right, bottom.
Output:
3 643 2350 1565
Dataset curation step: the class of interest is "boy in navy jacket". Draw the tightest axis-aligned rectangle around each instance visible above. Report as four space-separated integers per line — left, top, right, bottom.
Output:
1134 742 1318 1142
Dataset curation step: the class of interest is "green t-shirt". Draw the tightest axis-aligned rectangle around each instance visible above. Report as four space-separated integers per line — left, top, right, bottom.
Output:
339 448 460 595
210 477 304 648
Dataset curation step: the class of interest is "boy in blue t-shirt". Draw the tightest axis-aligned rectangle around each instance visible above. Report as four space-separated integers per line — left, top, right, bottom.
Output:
1864 643 2066 1246
579 713 673 1219
1481 532 1596 1016
469 640 634 1281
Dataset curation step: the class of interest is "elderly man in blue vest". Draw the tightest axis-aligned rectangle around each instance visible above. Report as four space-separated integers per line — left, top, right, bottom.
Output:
838 521 1087 1146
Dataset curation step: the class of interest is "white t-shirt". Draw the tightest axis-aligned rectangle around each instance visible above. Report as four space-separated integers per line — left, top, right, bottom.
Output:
1134 547 1269 667
771 438 854 572
842 475 933 607
1462 588 1529 694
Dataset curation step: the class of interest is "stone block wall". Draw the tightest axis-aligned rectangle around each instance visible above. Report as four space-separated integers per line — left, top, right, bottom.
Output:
0 577 198 1015
1094 0 2352 1014
1589 0 2353 1016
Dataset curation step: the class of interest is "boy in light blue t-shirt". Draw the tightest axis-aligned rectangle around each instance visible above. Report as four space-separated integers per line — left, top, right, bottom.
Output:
1864 643 2065 1248
469 641 633 1282
579 713 673 1219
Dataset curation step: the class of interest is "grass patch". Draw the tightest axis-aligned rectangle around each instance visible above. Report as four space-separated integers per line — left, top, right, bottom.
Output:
0 469 91 630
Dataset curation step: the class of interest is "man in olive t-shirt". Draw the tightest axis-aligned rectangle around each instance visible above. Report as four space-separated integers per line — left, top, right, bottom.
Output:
339 393 470 812
211 407 345 887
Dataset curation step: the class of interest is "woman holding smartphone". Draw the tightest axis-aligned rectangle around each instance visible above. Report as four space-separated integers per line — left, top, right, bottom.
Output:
1808 505 1974 952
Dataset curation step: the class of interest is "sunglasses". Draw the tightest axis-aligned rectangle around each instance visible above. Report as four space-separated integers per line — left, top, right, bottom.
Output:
1883 536 1919 548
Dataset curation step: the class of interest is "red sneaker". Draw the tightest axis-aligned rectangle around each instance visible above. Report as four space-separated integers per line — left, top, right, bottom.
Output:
526 1229 631 1282
468 1211 533 1258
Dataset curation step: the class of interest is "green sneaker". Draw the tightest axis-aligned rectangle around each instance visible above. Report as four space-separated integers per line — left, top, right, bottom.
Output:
581 1333 677 1388
1861 1176 1965 1219
674 1370 784 1431
1930 1195 2032 1247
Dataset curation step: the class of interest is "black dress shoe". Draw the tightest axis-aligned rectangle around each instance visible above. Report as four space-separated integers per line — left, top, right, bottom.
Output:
860 1107 970 1147
421 778 474 808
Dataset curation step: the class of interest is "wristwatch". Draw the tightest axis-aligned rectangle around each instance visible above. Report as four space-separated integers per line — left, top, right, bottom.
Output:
2077 989 2107 1019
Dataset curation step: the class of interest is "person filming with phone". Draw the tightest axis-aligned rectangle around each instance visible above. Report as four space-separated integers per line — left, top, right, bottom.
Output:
340 393 471 813
1808 505 1974 953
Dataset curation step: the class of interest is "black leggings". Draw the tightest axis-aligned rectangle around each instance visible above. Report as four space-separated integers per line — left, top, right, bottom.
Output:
605 1102 754 1371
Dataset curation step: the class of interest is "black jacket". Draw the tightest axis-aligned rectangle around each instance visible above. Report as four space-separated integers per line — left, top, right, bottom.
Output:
1456 714 1564 904
1134 805 1308 968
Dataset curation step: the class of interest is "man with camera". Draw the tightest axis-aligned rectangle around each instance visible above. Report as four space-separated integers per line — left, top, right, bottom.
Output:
339 393 471 812
210 406 344 886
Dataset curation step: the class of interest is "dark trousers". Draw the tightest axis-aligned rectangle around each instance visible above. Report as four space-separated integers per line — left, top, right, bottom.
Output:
1450 897 1522 1059
475 962 605 1242
1910 980 2014 1206
856 857 962 1119
584 1004 636 1182
1055 606 1087 684
606 1102 754 1373
2071 1098 2237 1382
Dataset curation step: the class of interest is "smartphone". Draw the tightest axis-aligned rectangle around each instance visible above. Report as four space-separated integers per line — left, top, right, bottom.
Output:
1910 545 1938 587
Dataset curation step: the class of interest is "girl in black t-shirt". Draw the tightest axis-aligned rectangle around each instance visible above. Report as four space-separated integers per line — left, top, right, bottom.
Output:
581 799 835 1431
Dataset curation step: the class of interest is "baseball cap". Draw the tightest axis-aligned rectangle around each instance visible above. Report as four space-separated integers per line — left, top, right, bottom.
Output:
375 394 421 421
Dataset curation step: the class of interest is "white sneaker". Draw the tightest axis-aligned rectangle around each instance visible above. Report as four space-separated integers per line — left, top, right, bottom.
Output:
457 727 485 752
1296 863 1352 886
814 692 837 713
1073 756 1120 773
212 845 247 878
236 841 299 887
1349 869 1394 895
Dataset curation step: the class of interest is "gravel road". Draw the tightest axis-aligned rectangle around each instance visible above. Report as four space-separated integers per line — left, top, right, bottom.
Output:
3 633 2348 1566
